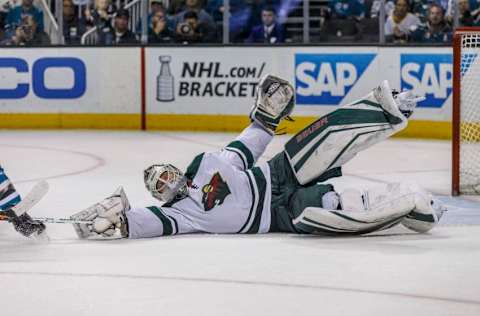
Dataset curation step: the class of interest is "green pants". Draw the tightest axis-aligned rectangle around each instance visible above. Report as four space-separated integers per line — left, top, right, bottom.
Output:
268 152 342 233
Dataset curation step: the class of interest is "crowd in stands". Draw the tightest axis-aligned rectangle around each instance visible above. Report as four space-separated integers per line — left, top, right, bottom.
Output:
324 0 480 43
0 0 478 46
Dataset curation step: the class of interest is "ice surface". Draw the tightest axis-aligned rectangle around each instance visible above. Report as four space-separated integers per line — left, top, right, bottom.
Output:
1 131 479 316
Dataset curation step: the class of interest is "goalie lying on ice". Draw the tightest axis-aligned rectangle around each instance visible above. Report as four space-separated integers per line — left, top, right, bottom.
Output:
71 75 445 239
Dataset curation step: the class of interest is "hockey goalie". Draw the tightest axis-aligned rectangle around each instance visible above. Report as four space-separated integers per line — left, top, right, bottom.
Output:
71 75 446 239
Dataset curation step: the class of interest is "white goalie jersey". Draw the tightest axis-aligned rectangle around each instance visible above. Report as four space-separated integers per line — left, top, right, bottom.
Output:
126 124 274 238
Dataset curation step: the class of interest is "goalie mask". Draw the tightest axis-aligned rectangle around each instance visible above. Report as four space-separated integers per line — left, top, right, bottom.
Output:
144 164 188 203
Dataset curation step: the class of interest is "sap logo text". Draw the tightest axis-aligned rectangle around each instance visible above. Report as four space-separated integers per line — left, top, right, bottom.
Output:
0 57 86 99
295 54 376 105
401 54 452 108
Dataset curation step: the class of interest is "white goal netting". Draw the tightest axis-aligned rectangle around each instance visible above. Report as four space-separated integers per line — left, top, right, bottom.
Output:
459 31 480 194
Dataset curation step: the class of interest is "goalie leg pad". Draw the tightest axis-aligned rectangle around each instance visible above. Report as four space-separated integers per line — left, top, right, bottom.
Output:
293 182 417 235
400 184 446 233
293 206 410 235
70 187 130 239
285 80 408 185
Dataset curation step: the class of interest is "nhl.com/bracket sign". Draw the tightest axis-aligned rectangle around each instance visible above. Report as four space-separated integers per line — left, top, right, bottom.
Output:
155 55 267 102
295 53 376 105
400 54 452 108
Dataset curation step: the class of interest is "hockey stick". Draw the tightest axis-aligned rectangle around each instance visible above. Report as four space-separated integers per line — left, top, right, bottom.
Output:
30 217 93 225
12 180 49 217
0 214 92 225
4 180 49 218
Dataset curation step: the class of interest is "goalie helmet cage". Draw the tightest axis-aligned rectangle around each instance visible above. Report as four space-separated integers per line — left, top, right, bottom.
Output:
452 27 480 196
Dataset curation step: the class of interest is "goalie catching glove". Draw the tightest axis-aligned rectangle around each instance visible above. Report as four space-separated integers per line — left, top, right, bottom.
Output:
70 187 130 238
250 74 295 134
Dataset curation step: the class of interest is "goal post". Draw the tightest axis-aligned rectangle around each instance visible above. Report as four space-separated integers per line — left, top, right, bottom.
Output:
452 27 480 196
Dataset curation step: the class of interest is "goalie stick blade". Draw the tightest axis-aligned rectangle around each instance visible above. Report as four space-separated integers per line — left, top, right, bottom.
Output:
11 180 49 217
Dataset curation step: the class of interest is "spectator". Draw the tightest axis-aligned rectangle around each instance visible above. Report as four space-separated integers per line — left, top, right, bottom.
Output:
137 0 175 35
385 0 421 43
1 14 50 46
63 0 86 45
411 4 452 42
328 0 366 20
245 6 285 43
175 0 217 41
5 0 44 32
85 0 117 44
148 7 174 43
151 0 166 14
109 8 137 45
150 0 174 27
175 10 215 43
449 0 480 26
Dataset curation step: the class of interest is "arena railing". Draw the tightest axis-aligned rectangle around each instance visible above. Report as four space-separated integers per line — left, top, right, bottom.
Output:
37 0 63 44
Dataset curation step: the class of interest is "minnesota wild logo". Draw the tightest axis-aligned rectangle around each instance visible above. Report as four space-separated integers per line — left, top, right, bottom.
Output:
202 172 231 211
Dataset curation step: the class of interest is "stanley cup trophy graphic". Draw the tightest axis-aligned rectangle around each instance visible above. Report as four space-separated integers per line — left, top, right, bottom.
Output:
156 56 175 102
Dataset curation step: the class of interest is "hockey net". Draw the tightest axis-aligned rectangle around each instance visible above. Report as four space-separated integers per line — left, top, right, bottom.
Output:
452 28 480 195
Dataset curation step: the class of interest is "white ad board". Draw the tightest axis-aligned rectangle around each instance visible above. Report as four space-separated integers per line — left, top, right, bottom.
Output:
0 47 141 114
146 46 452 121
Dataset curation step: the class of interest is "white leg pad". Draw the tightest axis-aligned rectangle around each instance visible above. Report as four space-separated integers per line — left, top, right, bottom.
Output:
285 80 408 185
292 182 417 235
400 184 445 233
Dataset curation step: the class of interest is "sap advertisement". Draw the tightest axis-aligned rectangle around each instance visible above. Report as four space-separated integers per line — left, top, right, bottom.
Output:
0 48 140 113
295 53 376 105
292 47 453 120
400 54 452 108
294 50 452 107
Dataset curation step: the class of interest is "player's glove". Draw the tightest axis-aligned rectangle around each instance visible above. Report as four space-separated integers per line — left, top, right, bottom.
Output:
392 90 425 118
2 209 46 237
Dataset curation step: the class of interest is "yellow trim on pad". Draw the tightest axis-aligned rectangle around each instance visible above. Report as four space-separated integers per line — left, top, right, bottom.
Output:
1 113 452 139
147 114 452 140
0 113 140 129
